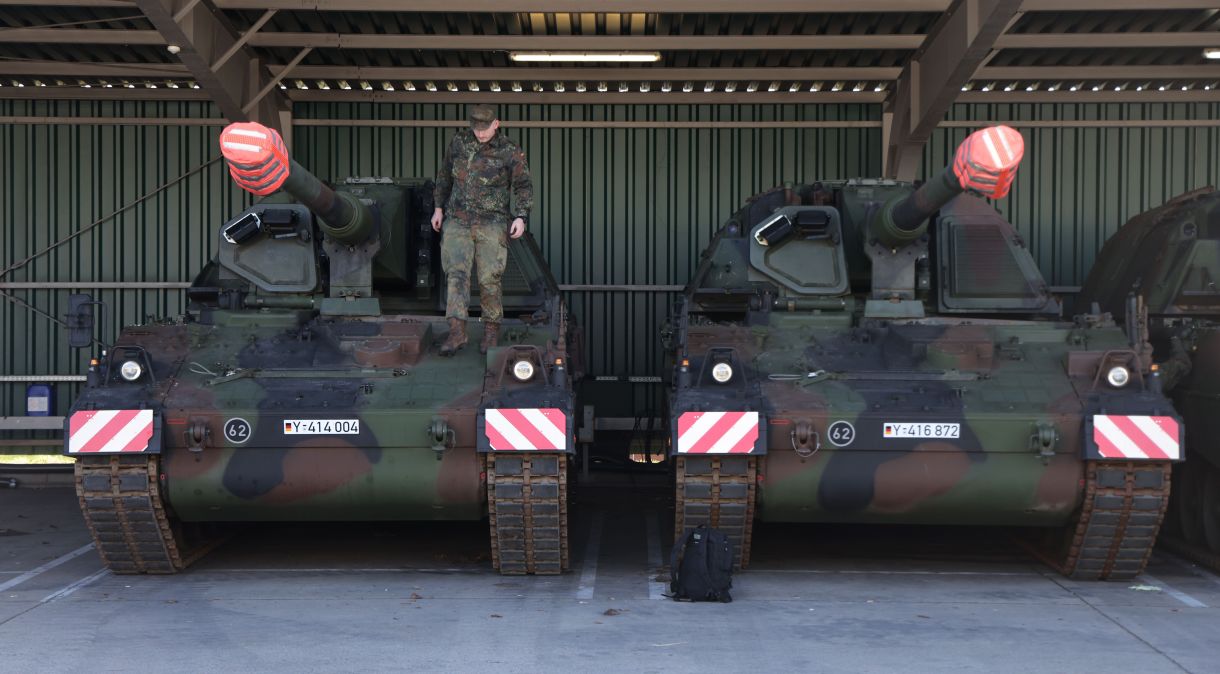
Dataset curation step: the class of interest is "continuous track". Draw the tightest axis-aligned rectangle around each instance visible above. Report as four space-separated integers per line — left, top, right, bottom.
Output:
674 456 1169 579
674 455 757 569
1033 461 1173 580
75 455 215 574
486 453 569 575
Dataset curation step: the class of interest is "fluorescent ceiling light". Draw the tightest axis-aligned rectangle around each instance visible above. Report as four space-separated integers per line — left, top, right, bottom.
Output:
1204 48 1220 59
511 51 660 63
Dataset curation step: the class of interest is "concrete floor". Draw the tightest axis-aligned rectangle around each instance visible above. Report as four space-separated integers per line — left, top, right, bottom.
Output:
2 476 1219 674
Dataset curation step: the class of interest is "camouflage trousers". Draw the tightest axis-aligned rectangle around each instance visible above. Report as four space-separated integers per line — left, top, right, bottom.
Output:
440 215 508 322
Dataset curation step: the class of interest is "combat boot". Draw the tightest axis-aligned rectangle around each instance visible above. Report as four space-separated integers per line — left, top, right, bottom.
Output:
480 321 500 355
439 318 467 356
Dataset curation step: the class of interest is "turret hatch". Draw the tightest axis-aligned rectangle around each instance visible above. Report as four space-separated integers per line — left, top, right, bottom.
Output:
748 206 849 296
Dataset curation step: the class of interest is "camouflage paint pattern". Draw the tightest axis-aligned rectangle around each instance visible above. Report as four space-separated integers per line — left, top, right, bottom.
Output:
433 129 532 221
143 319 544 521
683 318 1119 525
671 177 1178 527
441 217 509 322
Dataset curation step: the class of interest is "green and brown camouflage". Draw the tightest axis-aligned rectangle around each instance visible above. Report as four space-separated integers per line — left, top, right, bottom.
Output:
1079 187 1220 556
433 129 532 222
668 126 1182 580
441 217 509 322
62 122 579 575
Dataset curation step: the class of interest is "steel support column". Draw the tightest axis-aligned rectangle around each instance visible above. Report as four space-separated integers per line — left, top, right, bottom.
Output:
133 0 288 132
883 0 1023 180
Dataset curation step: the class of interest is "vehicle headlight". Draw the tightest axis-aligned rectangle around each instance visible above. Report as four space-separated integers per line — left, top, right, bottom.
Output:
120 360 143 382
711 362 733 383
1106 366 1130 388
512 359 535 382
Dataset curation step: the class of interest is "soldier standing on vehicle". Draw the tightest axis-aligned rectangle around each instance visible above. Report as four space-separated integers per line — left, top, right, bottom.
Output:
431 104 533 356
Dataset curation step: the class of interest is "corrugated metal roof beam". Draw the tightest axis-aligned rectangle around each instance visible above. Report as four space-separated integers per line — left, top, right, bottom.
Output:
0 61 188 77
210 8 276 71
286 90 888 104
883 0 1023 180
247 33 926 50
0 28 163 44
0 1 949 10
270 66 904 80
994 32 1220 49
0 29 925 49
3 1 1218 9
5 28 1217 52
133 0 287 133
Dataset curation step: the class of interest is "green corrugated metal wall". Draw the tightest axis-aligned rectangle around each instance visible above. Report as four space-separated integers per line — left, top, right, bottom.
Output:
3 99 1218 417
1 100 249 418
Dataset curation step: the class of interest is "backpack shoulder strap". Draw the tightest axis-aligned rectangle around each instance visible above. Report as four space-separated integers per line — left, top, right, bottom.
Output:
669 527 697 586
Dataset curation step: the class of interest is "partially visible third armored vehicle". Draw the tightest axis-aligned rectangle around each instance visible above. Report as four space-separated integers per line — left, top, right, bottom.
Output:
64 122 579 575
1079 187 1220 561
669 126 1182 579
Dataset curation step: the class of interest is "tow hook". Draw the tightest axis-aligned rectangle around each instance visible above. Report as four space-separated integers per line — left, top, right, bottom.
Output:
792 421 820 458
429 417 455 459
185 418 210 453
1031 421 1058 462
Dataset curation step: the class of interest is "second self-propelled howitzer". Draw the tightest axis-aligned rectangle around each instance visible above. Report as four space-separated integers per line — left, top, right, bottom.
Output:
61 122 581 576
669 125 1182 580
1079 187 1220 566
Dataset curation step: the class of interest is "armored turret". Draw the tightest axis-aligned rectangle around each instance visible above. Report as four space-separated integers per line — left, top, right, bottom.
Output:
206 121 435 316
687 125 1057 321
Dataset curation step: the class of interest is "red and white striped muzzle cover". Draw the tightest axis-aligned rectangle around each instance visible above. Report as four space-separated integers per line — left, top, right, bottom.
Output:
953 125 1024 199
219 121 291 196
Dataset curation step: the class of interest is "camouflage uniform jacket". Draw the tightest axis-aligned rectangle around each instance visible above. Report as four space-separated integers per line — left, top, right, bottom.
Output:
433 129 533 222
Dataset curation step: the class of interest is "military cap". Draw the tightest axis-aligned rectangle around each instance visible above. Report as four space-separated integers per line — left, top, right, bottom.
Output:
468 104 497 129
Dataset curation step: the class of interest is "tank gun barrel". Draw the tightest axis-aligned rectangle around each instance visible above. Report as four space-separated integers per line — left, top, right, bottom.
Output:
871 125 1024 248
219 122 373 245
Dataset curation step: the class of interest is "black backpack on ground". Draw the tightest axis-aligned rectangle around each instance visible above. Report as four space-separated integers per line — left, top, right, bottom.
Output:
669 525 733 602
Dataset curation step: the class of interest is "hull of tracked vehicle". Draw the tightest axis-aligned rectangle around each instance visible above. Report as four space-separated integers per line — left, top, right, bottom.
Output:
756 451 1080 525
680 319 1096 526
164 446 484 521
147 317 547 521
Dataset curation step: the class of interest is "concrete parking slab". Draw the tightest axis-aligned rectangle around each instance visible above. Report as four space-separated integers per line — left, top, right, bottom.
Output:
1 485 1217 674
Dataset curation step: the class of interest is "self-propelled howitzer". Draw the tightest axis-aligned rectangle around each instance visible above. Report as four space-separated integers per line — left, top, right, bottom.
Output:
669 126 1181 580
1079 187 1220 564
63 122 581 575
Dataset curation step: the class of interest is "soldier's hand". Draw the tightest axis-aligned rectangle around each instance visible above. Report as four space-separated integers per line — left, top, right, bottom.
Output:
509 217 526 239
431 208 444 232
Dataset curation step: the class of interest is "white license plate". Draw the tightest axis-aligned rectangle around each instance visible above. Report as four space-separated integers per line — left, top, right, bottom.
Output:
883 422 960 439
283 419 361 435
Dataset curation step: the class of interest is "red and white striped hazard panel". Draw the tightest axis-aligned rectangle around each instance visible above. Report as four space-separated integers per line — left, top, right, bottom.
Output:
484 408 567 451
1092 415 1180 460
676 411 760 454
67 410 155 454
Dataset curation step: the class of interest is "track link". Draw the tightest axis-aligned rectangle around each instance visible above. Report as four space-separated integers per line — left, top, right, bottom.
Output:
674 455 757 569
1037 461 1172 580
75 455 189 574
486 453 569 575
